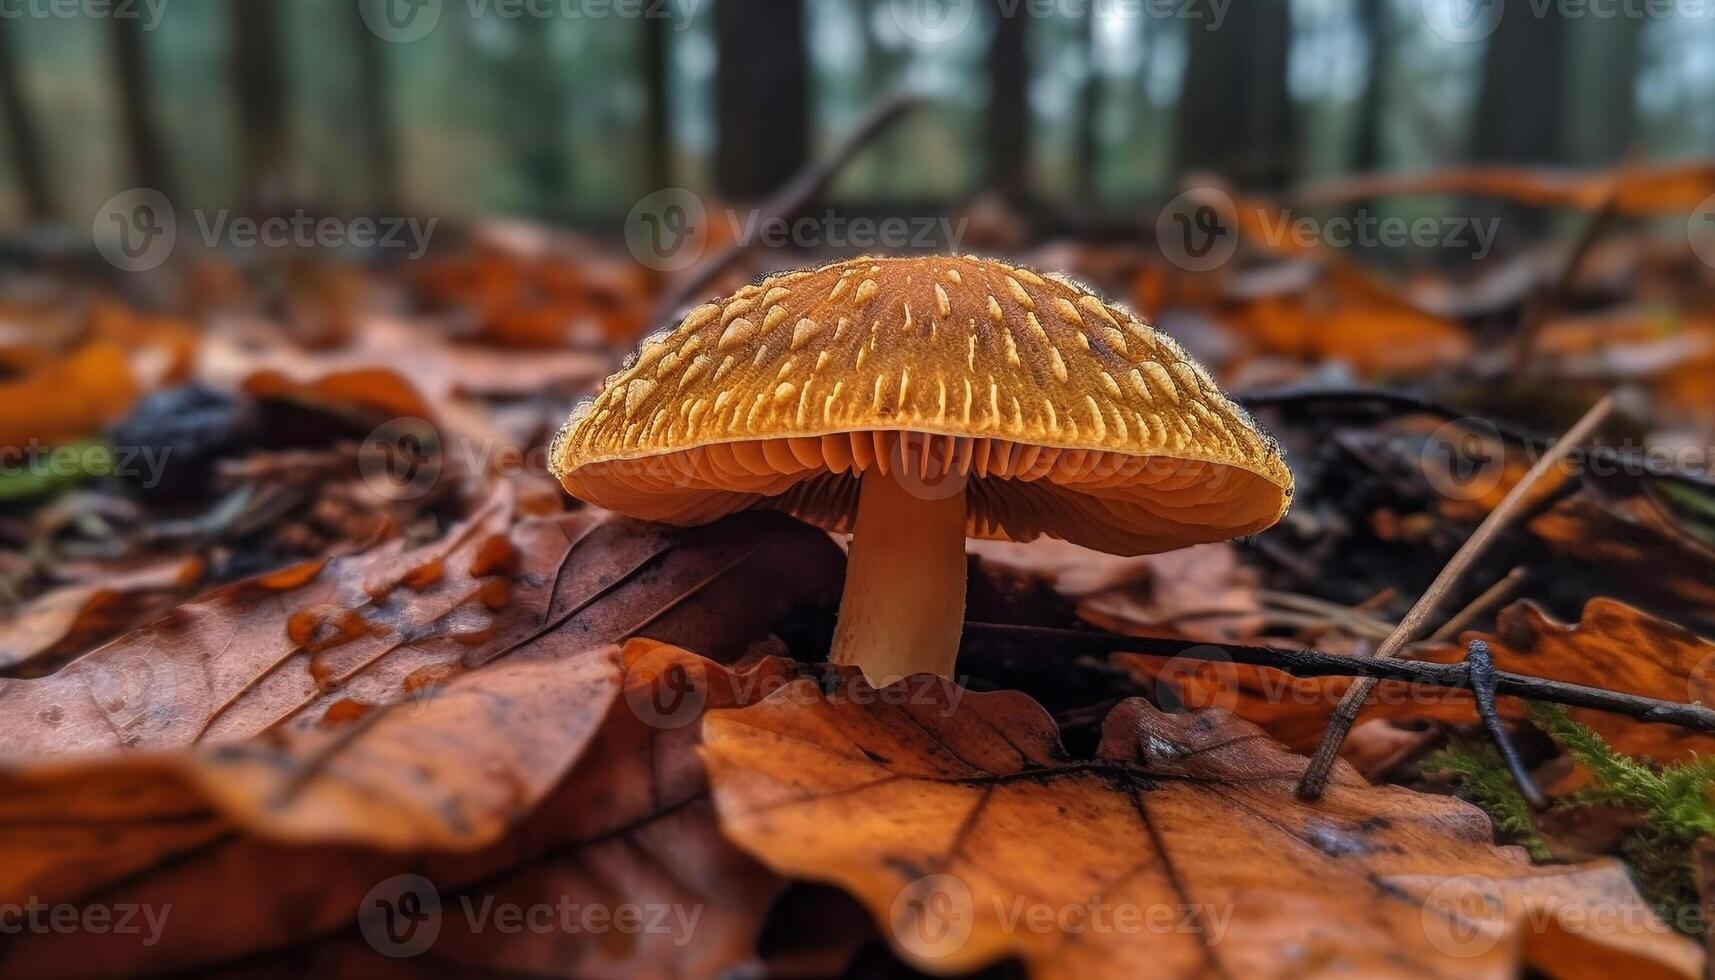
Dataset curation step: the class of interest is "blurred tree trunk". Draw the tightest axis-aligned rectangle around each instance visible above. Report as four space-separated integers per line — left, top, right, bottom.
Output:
109 15 172 201
1349 0 1390 176
641 14 671 192
230 0 289 211
1471 6 1569 243
986 0 1029 202
1174 0 1295 188
351 1 399 210
0 18 50 220
1075 10 1100 202
510 24 568 212
1471 8 1568 164
1565 14 1640 165
714 0 808 200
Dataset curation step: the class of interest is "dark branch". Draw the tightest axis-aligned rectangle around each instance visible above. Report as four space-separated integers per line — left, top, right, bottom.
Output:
1464 639 1547 808
961 622 1715 735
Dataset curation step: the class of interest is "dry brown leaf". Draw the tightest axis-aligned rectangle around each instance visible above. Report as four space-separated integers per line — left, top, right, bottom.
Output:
0 642 787 978
0 491 841 769
704 675 1700 979
0 557 204 676
970 538 1263 642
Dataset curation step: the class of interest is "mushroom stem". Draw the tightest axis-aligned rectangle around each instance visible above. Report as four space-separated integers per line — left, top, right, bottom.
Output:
829 467 968 685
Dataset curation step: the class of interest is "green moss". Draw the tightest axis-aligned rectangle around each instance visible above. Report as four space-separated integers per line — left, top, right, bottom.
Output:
1422 740 1552 861
1528 704 1715 935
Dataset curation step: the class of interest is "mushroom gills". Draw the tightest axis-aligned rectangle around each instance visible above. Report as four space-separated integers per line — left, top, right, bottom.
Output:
828 465 968 685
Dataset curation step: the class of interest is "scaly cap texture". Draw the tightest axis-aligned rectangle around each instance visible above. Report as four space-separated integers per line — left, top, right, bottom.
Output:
553 255 1291 555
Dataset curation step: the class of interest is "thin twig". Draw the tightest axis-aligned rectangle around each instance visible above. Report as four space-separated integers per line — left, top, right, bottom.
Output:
1464 639 1547 808
959 622 1715 733
1429 566 1527 642
1295 393 1617 799
648 93 922 330
1508 155 1631 379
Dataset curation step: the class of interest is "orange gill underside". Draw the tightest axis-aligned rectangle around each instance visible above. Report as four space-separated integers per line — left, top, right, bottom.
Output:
561 429 1288 556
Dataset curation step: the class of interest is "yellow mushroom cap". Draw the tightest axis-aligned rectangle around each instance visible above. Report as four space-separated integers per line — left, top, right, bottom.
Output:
552 254 1292 555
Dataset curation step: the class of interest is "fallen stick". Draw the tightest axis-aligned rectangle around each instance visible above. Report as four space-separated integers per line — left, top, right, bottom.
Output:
960 622 1715 733
1294 393 1617 798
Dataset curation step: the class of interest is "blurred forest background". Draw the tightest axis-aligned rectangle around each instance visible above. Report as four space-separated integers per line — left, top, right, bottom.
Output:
2 0 1711 237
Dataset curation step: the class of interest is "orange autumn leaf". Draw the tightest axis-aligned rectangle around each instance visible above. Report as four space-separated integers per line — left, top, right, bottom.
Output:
1128 597 1715 764
0 340 139 450
703 674 1699 979
1228 282 1473 376
0 643 789 977
1297 160 1715 216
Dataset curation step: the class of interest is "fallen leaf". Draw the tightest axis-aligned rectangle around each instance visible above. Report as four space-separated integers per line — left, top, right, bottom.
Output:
0 341 139 450
703 673 1700 979
0 492 842 768
0 557 204 676
971 538 1263 642
0 643 787 978
1297 161 1715 216
1122 597 1715 765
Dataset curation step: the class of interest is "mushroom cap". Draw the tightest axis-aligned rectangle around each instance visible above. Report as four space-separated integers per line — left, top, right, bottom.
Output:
552 255 1291 555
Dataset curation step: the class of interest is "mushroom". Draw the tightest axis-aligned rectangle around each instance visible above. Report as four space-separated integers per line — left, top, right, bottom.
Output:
552 256 1291 683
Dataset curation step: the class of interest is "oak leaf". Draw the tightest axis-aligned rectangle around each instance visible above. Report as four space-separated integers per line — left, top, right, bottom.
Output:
703 673 1700 979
